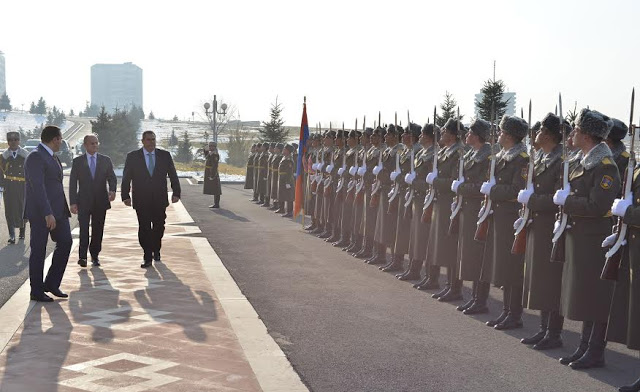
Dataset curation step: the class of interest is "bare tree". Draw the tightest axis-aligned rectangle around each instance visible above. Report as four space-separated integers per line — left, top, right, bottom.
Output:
201 97 238 143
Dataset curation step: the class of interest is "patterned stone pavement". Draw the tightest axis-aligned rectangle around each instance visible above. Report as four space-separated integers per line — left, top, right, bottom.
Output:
0 200 304 392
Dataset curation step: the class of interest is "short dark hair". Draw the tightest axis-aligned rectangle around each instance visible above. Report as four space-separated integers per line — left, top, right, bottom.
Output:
141 131 156 140
41 125 62 143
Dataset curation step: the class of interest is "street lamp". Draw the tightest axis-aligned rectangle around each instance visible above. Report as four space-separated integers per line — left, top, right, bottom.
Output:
204 95 228 143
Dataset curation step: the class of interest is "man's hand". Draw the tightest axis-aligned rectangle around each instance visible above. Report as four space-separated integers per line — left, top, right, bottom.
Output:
123 198 132 207
108 191 116 202
172 195 180 203
45 214 56 231
70 204 78 215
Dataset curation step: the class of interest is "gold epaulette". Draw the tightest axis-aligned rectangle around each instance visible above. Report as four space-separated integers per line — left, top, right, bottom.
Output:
519 152 529 158
622 151 630 158
602 157 613 165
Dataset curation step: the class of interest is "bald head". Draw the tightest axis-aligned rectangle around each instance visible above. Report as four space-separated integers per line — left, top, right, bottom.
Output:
84 134 99 155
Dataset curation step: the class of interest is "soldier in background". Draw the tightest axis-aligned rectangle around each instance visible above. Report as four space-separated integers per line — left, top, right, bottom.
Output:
607 118 630 181
203 142 222 208
324 131 347 243
315 131 336 238
304 135 321 231
252 143 263 201
271 143 284 212
277 144 296 217
553 109 620 369
450 119 491 311
263 142 276 208
245 144 256 197
426 119 465 301
334 130 359 248
347 128 372 255
0 131 28 244
517 113 566 348
256 143 269 205
356 127 384 260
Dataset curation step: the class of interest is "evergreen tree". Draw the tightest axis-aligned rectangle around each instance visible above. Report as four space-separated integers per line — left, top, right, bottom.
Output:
175 131 193 163
226 127 254 167
172 115 179 122
436 91 459 127
168 129 179 146
475 79 509 121
148 111 155 120
29 102 37 114
69 109 75 117
0 93 12 111
36 97 47 115
91 106 139 166
259 98 287 143
565 101 578 125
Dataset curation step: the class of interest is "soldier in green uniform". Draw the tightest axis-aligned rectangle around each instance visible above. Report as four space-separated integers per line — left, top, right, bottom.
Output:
304 135 322 231
253 143 263 201
370 125 402 267
399 123 437 281
203 142 222 208
277 144 296 217
0 131 28 243
345 129 370 254
516 113 566 348
334 130 359 248
479 115 529 329
264 142 277 208
607 118 630 181
271 143 284 212
606 159 640 392
450 119 491 312
245 144 256 196
426 118 465 301
257 143 269 205
316 131 336 238
325 131 347 243
553 108 620 369
357 127 385 260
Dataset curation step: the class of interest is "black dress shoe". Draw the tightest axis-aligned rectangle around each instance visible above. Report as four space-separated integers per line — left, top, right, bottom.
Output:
45 288 69 298
19 229 25 239
463 302 489 315
275 209 285 214
30 293 53 302
486 311 508 327
209 204 220 208
438 289 463 302
618 376 640 392
431 285 450 299
153 252 161 262
78 258 87 267
398 271 421 281
457 298 475 312
141 260 153 268
7 237 15 245
333 240 349 248
560 343 588 365
91 258 101 267
494 315 523 330
304 224 317 231
366 255 386 265
569 348 605 370
533 335 563 350
417 279 440 291
381 261 403 272
521 330 546 345
317 231 331 239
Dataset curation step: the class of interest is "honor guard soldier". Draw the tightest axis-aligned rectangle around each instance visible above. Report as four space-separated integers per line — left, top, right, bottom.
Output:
517 113 567 348
347 128 372 255
315 131 336 238
607 118 630 181
334 129 360 248
256 143 269 204
271 143 284 213
479 115 529 329
426 118 465 301
277 144 296 217
451 119 492 312
357 126 385 260
203 142 222 208
552 109 620 369
325 130 347 243
245 144 256 197
304 135 322 231
0 131 28 243
264 142 277 208
252 143 262 200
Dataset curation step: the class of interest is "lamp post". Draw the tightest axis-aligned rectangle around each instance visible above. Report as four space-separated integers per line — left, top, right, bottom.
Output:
203 95 228 144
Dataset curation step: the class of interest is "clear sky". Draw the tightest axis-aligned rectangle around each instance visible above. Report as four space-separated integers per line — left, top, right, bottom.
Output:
1 0 639 127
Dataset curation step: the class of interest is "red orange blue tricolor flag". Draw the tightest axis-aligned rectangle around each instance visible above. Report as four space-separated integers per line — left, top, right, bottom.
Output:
293 97 309 218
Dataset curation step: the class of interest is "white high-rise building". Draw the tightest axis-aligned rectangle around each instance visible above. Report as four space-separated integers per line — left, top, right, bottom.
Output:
0 51 6 95
91 62 143 113
474 92 516 118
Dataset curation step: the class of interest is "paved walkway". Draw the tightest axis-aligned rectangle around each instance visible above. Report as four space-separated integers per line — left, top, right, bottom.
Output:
0 197 306 392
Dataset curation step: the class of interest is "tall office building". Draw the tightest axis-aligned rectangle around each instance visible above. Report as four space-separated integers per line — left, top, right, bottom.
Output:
0 51 6 95
91 62 143 112
474 91 516 117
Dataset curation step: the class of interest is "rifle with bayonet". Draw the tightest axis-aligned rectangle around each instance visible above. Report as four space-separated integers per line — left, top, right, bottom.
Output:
512 100 534 254
346 118 359 202
475 103 497 242
448 107 464 235
601 88 636 280
323 122 335 196
355 117 367 204
388 112 401 214
550 93 568 262
403 111 415 219
336 122 347 199
422 106 439 223
370 112 384 208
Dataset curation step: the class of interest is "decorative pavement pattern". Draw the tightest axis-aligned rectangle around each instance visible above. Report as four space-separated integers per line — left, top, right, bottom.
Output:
0 201 265 392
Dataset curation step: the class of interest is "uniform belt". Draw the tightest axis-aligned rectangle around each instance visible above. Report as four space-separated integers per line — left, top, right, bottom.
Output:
5 176 25 182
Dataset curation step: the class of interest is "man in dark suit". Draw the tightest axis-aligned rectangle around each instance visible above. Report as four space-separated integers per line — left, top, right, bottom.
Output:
69 134 117 267
23 125 72 302
121 131 181 268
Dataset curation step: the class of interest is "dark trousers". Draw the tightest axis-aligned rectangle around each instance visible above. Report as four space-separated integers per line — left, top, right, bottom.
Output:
78 209 106 260
135 206 167 262
29 217 72 295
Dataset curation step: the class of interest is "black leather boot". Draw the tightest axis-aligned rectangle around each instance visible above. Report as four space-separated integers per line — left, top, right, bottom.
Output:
487 286 510 327
334 232 351 248
398 259 422 281
618 376 640 392
382 254 404 272
438 267 463 302
379 252 395 270
464 281 490 315
19 227 25 239
305 219 317 231
311 224 324 235
495 285 523 330
366 244 387 265
569 322 607 370
457 281 477 311
521 311 549 345
318 223 332 238
534 311 563 350
416 266 441 290
432 284 450 299
560 321 592 365
355 237 371 258
326 227 341 243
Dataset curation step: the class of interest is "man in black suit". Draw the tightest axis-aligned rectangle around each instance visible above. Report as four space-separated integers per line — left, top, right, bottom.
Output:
121 131 181 268
23 125 72 302
69 134 117 267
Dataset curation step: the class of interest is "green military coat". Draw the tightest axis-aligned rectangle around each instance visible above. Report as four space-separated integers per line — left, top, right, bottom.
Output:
0 147 28 228
409 145 434 262
203 152 221 195
245 152 255 189
277 156 295 202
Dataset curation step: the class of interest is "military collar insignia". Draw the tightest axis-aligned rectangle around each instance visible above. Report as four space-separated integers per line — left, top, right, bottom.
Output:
497 142 527 163
580 142 613 171
2 147 28 160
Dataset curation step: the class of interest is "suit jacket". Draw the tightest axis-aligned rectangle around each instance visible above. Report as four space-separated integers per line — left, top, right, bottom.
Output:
121 148 181 210
23 144 71 221
69 153 117 212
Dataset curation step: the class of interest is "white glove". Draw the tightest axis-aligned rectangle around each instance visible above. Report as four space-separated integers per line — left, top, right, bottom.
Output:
451 201 457 212
404 173 416 184
480 180 495 196
388 189 394 198
338 167 345 176
612 198 632 217
553 188 570 206
311 163 317 170
426 169 438 185
326 164 334 173
390 171 399 181
602 233 617 247
285 184 291 189
451 179 464 193
357 167 366 176
517 185 534 205
513 217 523 230
318 162 324 171
349 166 356 176
372 165 382 175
